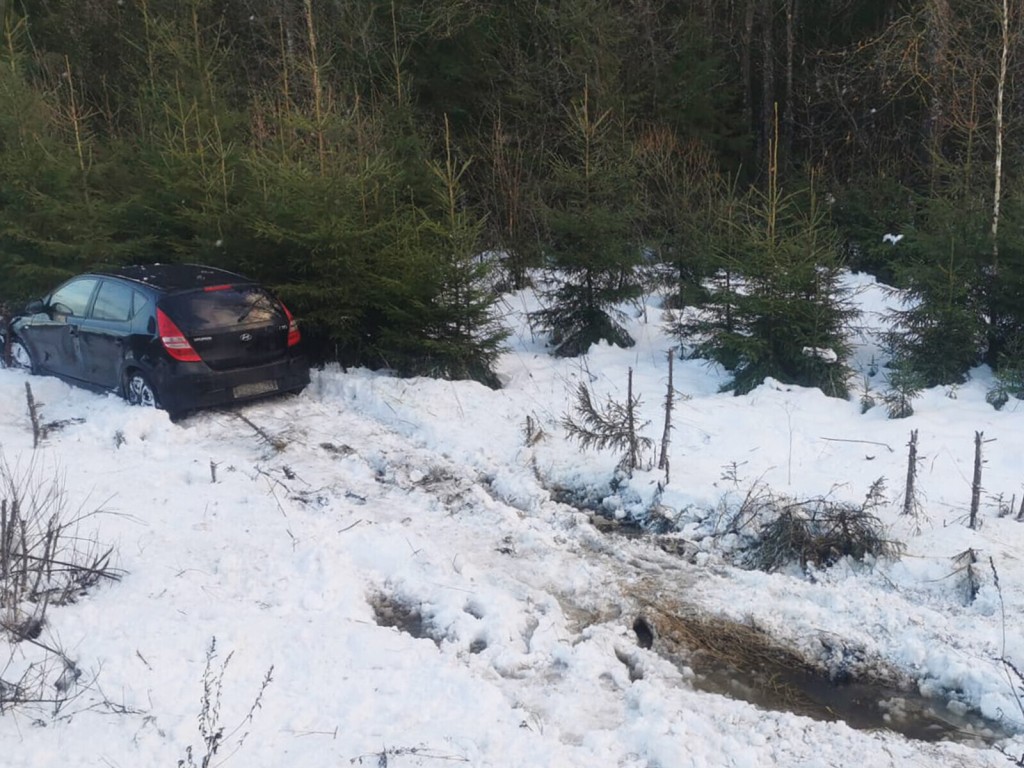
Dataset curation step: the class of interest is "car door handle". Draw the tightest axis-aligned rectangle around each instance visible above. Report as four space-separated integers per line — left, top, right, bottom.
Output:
67 325 79 336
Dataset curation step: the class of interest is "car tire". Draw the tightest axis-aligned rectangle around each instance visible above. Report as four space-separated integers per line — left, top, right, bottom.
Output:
125 370 159 408
8 336 35 373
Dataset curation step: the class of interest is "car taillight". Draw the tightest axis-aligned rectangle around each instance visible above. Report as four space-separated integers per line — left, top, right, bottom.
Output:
157 308 201 362
283 304 301 347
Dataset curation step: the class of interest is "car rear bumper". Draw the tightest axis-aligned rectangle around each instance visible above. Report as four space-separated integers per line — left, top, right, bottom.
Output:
152 355 310 412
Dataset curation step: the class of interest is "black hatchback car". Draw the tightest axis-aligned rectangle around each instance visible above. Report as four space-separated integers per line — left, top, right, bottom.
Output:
1 264 309 416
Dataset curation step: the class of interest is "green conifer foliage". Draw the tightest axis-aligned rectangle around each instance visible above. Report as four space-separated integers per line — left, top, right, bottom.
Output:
114 0 249 265
684 169 856 398
240 140 399 366
882 356 924 419
531 88 642 358
372 117 508 386
0 12 123 303
986 332 1024 410
8 0 1024 394
885 195 987 387
633 130 722 309
981 189 1024 369
830 175 916 284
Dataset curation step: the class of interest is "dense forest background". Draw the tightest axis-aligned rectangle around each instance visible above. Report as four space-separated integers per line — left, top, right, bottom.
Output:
3 0 1024 398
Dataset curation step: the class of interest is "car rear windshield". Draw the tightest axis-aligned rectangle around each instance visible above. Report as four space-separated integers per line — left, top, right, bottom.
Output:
160 285 285 333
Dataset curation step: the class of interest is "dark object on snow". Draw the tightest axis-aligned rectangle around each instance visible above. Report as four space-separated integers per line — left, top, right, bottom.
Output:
633 616 654 649
1 264 309 417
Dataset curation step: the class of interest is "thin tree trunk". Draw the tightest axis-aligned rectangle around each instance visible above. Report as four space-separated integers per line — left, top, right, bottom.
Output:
783 0 795 154
1 499 9 590
988 0 1009 364
627 367 638 472
25 382 41 449
303 0 326 175
969 431 983 529
992 0 1009 272
741 0 755 148
924 0 952 186
63 57 90 204
760 0 776 164
659 349 674 483
902 429 918 516
1 320 10 367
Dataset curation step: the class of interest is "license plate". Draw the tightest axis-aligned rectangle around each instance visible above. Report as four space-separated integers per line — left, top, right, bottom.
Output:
233 380 279 399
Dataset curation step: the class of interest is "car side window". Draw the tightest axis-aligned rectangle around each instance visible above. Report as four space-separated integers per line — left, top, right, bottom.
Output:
91 280 135 323
132 290 148 318
49 278 99 318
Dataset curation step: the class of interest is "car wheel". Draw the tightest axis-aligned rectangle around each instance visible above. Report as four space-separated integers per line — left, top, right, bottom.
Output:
8 336 35 373
125 370 159 408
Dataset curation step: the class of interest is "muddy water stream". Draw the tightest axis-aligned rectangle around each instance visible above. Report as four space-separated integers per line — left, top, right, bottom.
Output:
684 649 1009 745
591 518 1013 747
631 598 1012 747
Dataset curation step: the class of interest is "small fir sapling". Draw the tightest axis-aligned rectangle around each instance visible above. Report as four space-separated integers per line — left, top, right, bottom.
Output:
563 368 653 476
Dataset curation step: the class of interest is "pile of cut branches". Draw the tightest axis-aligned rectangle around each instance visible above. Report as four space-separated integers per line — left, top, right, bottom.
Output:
744 499 901 573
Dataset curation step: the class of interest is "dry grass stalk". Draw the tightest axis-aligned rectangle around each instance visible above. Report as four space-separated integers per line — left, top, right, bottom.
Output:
0 453 121 633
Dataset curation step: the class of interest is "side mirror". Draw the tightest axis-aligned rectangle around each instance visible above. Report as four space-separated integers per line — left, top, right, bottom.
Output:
24 299 45 315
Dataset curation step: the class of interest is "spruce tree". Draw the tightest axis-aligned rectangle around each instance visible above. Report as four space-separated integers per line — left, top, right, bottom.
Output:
0 11 124 303
239 135 400 367
986 334 1024 410
883 356 924 419
885 195 986 388
981 187 1024 370
633 129 722 310
373 117 508 386
117 0 250 265
563 368 652 476
680 158 857 398
531 87 642 358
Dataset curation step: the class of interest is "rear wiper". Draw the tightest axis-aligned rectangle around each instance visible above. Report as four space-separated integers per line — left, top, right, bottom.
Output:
237 292 273 323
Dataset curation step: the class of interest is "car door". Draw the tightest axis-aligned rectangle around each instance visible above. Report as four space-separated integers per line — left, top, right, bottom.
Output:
25 277 99 379
77 279 140 389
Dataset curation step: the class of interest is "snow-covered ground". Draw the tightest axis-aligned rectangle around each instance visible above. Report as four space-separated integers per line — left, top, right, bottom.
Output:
2 272 1024 767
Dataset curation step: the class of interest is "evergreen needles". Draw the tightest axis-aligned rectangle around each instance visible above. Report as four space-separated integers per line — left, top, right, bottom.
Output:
563 368 652 475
